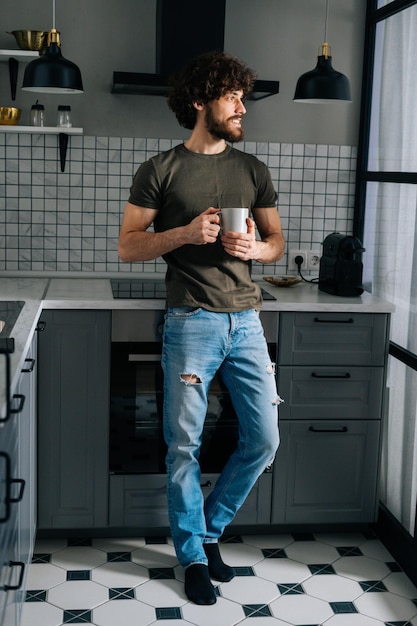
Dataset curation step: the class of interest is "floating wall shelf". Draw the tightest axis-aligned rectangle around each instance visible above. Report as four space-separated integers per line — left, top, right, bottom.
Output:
0 126 83 172
1 50 84 171
0 49 39 61
0 126 83 134
0 49 39 100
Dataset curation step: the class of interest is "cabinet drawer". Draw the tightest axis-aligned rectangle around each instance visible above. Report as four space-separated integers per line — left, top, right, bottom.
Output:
109 472 272 528
279 312 388 366
109 475 169 528
278 366 384 419
201 472 273 526
272 419 381 524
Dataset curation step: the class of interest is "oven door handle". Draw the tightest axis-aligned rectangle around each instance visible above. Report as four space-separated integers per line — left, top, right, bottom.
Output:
128 354 161 362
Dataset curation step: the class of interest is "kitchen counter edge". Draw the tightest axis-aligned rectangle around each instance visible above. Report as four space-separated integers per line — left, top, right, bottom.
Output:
0 277 395 417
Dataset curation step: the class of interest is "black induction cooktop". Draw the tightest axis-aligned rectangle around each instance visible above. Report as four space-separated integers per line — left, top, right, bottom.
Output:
111 279 166 299
111 279 276 301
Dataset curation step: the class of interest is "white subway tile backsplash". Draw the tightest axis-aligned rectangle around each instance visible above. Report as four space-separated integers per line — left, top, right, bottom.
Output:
0 134 355 275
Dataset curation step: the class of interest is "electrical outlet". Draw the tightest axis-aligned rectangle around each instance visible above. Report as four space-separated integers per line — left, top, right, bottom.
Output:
307 251 321 270
288 250 307 270
288 249 321 271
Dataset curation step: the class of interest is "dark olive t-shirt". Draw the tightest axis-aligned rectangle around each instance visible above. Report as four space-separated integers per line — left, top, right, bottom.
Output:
128 144 277 312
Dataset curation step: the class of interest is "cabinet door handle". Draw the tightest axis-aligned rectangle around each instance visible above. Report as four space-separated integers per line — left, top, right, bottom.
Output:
22 357 35 373
9 478 26 504
128 354 161 362
0 452 26 523
10 393 25 414
200 480 212 488
0 452 9 522
309 426 348 433
4 561 25 591
314 317 354 324
0 352 11 423
311 372 351 379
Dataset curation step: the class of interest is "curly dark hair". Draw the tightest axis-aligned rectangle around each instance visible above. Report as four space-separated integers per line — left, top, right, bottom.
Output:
167 50 256 130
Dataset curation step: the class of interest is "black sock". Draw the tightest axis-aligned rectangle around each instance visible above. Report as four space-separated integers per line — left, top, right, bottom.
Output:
184 564 216 605
203 543 235 582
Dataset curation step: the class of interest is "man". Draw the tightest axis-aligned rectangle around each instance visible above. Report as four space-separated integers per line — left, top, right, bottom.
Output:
119 51 285 605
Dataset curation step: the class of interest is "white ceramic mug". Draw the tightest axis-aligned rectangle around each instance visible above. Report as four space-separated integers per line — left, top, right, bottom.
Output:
219 208 249 233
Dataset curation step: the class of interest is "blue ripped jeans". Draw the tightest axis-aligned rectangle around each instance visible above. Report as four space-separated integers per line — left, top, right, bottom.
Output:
162 307 280 569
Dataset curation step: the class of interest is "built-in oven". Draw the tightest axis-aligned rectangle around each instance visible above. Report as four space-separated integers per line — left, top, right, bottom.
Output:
109 279 278 529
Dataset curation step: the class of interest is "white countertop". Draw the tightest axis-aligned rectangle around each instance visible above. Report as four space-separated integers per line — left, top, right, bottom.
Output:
42 276 394 313
0 275 395 418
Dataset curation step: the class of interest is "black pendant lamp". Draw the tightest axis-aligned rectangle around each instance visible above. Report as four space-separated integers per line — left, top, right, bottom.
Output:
293 0 351 103
22 0 83 94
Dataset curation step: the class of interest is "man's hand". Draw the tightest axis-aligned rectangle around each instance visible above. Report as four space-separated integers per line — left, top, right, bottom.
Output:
221 218 261 261
185 207 221 245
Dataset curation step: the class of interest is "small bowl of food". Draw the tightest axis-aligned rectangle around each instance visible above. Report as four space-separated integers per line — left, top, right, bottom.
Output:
263 275 302 288
0 107 21 125
7 30 49 51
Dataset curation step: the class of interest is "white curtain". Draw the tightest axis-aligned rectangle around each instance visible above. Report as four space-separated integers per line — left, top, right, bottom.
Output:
364 4 417 535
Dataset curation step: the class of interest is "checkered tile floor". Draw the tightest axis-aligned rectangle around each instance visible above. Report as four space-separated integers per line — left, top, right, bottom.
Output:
22 531 417 625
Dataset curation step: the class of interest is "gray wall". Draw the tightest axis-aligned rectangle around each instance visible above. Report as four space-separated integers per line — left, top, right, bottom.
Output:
1 0 366 145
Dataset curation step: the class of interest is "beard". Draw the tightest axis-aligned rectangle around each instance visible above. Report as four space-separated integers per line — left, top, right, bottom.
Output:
205 104 244 143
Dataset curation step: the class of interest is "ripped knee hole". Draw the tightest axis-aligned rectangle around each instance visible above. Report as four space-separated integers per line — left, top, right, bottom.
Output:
180 373 202 385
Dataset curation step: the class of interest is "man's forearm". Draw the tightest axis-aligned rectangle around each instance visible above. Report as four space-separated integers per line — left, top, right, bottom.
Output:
118 227 188 262
254 233 285 264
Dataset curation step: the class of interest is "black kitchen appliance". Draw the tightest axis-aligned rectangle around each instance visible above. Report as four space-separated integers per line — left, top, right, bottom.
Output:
111 279 167 300
318 232 365 297
109 279 276 475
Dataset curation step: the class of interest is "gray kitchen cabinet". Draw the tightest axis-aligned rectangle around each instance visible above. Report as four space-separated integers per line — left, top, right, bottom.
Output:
272 420 381 524
109 470 273 529
35 306 390 533
0 334 37 626
278 312 388 366
272 312 389 525
278 366 384 419
37 311 111 530
109 475 170 528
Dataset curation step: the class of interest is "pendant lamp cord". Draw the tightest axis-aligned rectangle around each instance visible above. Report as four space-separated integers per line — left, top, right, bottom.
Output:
52 0 56 30
321 0 330 58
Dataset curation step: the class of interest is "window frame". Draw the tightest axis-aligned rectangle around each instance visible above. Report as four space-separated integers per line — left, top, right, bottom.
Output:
354 0 417 238
354 0 417 373
354 0 417 556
